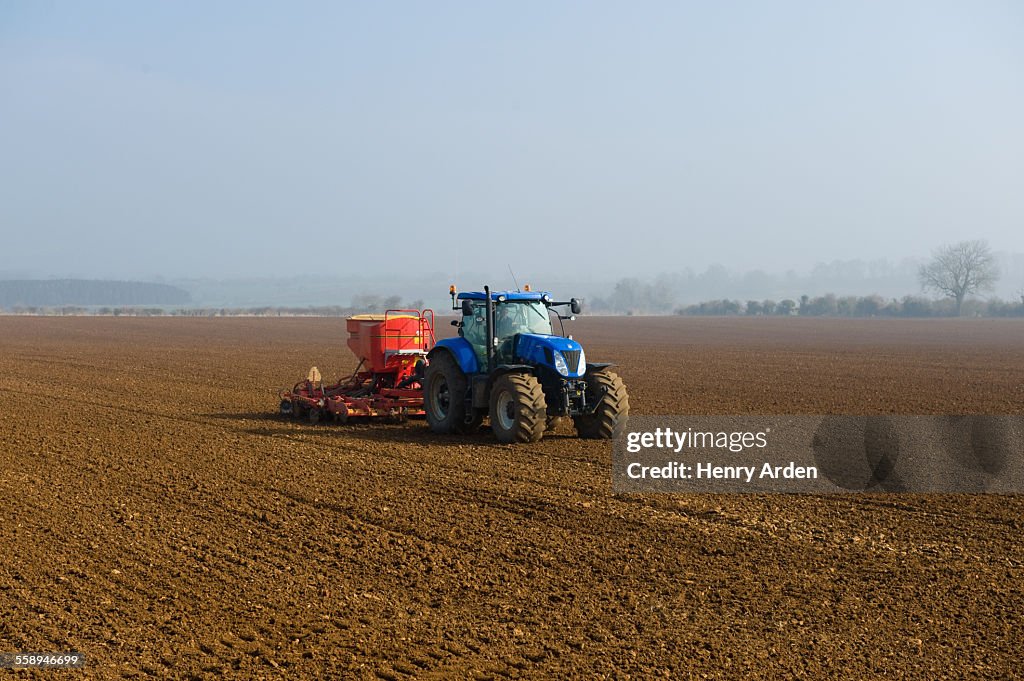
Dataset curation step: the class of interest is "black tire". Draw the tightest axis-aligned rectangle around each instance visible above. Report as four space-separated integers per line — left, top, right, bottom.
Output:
279 399 294 418
489 373 547 444
424 352 480 434
573 369 629 439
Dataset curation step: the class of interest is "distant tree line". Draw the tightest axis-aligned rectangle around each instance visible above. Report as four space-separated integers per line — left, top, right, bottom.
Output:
1 296 428 317
350 294 425 312
0 280 191 309
170 306 365 317
591 241 1022 318
10 294 1021 318
676 294 1024 318
1 305 373 317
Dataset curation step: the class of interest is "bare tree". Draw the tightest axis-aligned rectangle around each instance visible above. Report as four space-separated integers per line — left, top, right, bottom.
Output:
918 240 999 316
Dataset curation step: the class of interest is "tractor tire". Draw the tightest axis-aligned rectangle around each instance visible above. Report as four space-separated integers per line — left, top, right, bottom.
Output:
489 373 547 444
574 369 629 439
424 352 480 434
279 399 294 418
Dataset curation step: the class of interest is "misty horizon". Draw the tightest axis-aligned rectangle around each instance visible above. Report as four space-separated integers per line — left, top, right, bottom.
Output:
3 248 1023 310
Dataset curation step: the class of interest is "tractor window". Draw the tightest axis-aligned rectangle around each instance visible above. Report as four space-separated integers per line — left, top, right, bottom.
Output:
495 302 552 339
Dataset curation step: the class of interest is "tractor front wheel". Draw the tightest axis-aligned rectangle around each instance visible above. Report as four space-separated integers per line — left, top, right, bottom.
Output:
574 369 629 439
489 373 547 444
424 352 480 434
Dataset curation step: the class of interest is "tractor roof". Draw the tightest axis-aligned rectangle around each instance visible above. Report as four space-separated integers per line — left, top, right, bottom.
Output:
456 291 550 302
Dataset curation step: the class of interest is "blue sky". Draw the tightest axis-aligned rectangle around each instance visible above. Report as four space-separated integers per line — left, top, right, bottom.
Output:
1 1 1022 281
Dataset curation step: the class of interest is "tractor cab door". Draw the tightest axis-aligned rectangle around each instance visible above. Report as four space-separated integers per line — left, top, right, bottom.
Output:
459 301 490 369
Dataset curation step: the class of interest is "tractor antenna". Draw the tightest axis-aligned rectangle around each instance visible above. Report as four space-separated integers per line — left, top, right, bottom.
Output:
508 264 520 292
454 243 460 290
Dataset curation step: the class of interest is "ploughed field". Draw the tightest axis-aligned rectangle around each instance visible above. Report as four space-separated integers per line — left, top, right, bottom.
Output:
1 316 1022 679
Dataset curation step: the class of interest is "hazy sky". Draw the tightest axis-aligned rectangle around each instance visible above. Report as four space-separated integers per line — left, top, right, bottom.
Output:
2 1 1022 280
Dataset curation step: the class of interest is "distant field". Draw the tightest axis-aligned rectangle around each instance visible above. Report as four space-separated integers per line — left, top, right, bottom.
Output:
1 317 1022 678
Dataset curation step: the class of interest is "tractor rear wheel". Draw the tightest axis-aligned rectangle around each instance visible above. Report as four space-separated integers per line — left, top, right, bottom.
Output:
424 352 480 434
573 369 629 439
489 373 547 444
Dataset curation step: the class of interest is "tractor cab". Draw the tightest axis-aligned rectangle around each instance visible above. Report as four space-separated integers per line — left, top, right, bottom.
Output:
458 292 555 366
424 285 629 443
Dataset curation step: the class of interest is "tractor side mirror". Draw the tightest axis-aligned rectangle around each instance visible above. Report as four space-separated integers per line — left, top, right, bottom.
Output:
570 298 581 315
461 300 474 316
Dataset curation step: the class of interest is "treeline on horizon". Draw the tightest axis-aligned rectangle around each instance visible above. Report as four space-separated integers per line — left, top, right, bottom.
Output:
0 294 428 318
0 305 380 315
4 307 380 317
588 265 1024 317
4 277 1023 318
0 279 191 307
674 294 1024 318
8 293 1024 318
0 306 395 317
0 283 432 316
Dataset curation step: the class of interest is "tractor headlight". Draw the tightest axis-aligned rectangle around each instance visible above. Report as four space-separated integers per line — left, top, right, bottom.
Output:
577 348 586 375
553 350 569 376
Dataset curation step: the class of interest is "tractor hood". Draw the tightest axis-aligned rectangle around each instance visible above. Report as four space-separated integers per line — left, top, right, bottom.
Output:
514 334 586 378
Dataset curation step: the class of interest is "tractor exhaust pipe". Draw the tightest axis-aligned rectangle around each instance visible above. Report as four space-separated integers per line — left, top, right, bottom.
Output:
484 284 495 373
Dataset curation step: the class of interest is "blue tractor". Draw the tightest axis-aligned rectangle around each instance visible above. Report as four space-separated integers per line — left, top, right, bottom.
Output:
424 285 629 443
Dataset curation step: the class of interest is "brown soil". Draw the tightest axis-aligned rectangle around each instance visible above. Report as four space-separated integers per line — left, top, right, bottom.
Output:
1 316 1022 679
